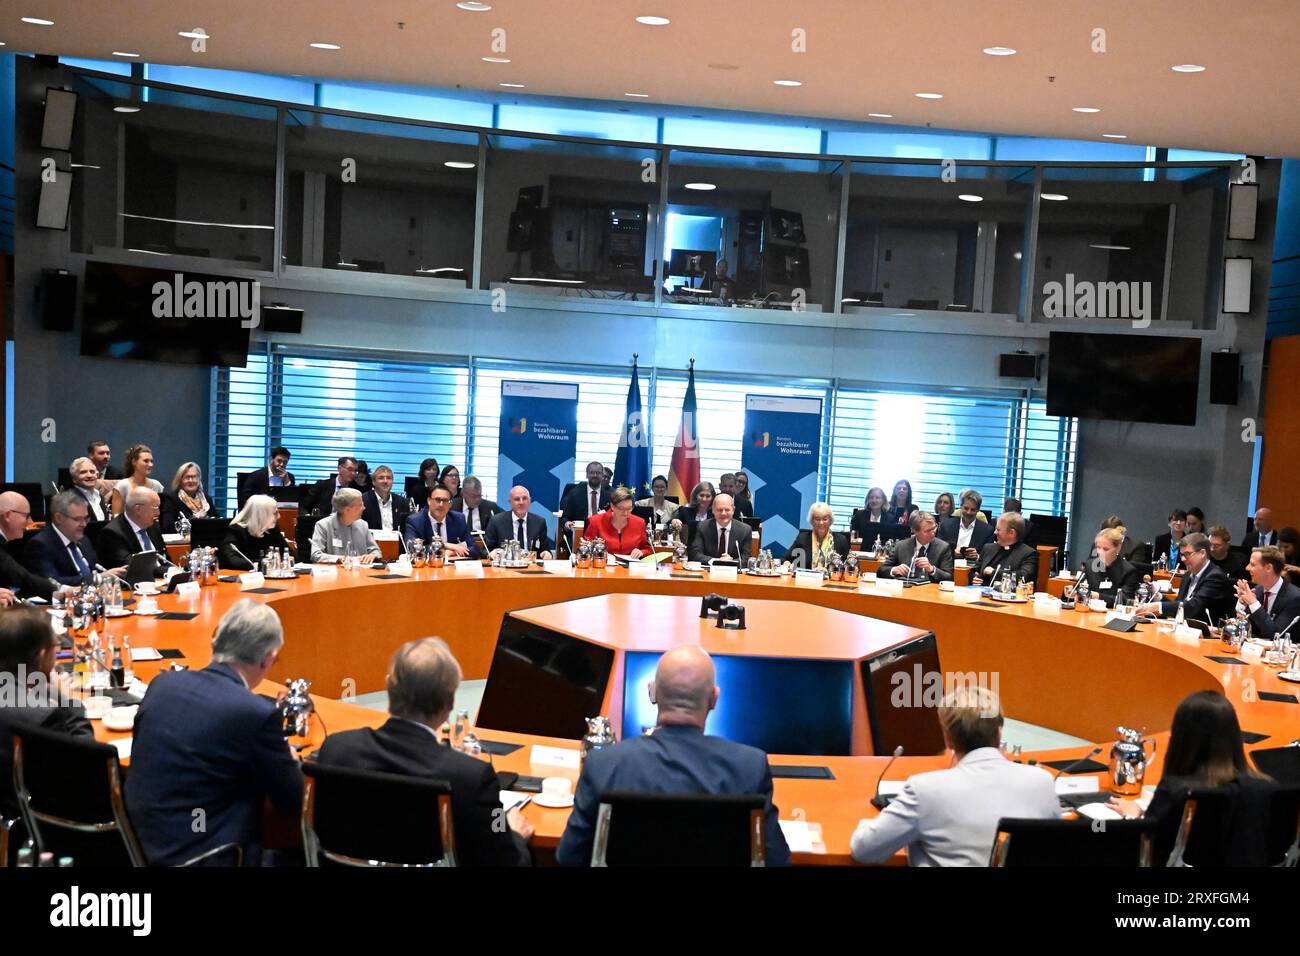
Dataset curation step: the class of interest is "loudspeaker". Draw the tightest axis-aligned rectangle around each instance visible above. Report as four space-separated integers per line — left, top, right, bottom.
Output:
1227 182 1258 241
1209 350 1241 405
1223 257 1252 314
261 304 303 334
998 351 1040 379
36 170 72 230
40 87 77 151
39 269 77 331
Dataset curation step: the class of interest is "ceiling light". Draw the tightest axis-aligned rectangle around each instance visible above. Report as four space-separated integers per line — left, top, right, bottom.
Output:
635 15 671 25
868 112 893 118
482 56 511 63
498 82 525 88
1041 193 1069 201
774 79 802 87
958 194 983 202
1171 63 1206 73
1101 133 1128 139
1089 244 1131 251
113 106 140 113
178 29 208 39
21 16 54 25
309 42 341 50
112 51 140 58
684 182 716 191
70 163 100 169
624 92 650 98
983 46 1016 56
444 161 476 169
1072 106 1101 113
456 2 492 10
915 92 943 99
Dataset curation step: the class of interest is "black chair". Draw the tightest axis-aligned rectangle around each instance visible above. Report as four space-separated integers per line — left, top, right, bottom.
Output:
189 517 231 550
1167 783 1298 866
0 482 46 521
590 791 767 866
301 762 457 867
83 519 108 552
235 471 254 507
11 723 147 866
990 817 1154 867
295 515 321 559
1250 745 1300 784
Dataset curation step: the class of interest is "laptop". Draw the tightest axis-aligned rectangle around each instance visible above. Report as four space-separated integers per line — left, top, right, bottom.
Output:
125 551 162 585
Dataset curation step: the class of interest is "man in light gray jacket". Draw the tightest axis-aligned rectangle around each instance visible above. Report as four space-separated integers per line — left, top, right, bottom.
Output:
311 487 381 563
850 685 1059 866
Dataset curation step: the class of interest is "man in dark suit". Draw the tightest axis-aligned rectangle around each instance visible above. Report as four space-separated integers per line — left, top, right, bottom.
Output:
23 490 116 585
938 490 995 562
0 542 58 602
1244 507 1278 550
1152 509 1188 569
1138 532 1235 624
881 510 954 582
971 512 1039 586
687 493 753 563
96 487 167 573
87 440 123 482
239 446 295 505
559 461 611 547
316 638 533 866
361 465 410 534
305 456 358 515
0 607 94 822
1003 498 1035 546
483 485 553 557
69 457 111 522
1208 527 1249 582
125 599 303 866
1234 546 1300 641
556 645 790 865
405 484 474 557
451 475 502 538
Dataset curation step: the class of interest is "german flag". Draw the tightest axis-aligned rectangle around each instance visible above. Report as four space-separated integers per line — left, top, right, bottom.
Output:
667 363 700 504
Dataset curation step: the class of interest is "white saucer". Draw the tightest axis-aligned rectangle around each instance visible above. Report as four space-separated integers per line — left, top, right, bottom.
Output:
1276 671 1300 684
103 706 138 731
532 793 575 809
105 608 134 618
134 608 164 616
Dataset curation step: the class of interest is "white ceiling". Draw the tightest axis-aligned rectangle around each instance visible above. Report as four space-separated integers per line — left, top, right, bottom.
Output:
3 0 1297 155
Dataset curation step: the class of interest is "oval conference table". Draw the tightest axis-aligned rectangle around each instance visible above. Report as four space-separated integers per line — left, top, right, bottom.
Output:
83 561 1297 866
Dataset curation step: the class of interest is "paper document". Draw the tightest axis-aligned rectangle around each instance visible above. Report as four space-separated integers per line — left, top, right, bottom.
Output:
499 790 532 809
778 819 815 853
530 745 580 769
129 646 163 661
110 738 132 760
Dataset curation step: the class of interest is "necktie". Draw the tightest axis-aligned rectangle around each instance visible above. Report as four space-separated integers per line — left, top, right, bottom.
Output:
68 542 91 581
719 527 728 557
918 544 927 560
590 488 598 515
517 518 526 548
436 521 444 540
1263 589 1273 614
138 528 153 552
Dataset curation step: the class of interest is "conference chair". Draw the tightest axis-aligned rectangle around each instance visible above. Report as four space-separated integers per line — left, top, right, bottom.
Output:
590 791 767 866
189 517 231 550
1166 784 1299 866
295 514 321 559
235 471 254 507
990 817 1154 867
301 762 457 867
1250 745 1300 785
11 723 147 867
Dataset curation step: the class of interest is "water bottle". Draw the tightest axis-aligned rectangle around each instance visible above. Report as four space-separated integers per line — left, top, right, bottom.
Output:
121 636 134 684
873 535 884 558
1157 552 1168 573
452 709 469 750
1174 601 1185 627
110 636 125 688
344 541 356 570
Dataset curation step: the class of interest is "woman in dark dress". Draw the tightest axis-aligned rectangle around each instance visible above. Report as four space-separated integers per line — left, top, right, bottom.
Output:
161 461 221 532
851 486 895 547
220 494 291 570
671 482 716 545
889 479 917 527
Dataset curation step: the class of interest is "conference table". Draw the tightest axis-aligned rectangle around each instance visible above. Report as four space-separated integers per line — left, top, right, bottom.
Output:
81 560 1299 866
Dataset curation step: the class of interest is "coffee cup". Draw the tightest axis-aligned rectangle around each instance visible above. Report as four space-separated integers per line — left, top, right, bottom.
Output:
939 580 955 592
137 597 159 614
542 776 572 802
83 694 113 719
135 581 159 596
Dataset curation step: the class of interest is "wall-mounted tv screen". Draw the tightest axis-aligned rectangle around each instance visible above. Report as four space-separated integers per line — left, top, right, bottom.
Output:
80 261 252 367
1046 331 1200 426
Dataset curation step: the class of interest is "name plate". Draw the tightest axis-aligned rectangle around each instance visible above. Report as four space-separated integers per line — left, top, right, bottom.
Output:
626 560 654 577
709 563 738 582
453 559 484 577
175 581 201 597
1173 625 1200 643
239 572 266 591
794 569 824 588
312 564 338 578
543 559 574 576
875 579 904 596
387 561 414 577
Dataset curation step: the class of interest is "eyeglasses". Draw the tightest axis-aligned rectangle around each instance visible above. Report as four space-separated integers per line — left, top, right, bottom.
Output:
1 509 30 520
430 497 451 504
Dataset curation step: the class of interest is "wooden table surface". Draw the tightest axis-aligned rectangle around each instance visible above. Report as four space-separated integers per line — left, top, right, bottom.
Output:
83 562 1298 866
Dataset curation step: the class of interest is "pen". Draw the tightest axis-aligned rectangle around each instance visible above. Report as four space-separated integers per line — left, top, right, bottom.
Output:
507 795 533 813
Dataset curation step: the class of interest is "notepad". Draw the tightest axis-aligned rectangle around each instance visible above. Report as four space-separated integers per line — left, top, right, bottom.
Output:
129 646 163 662
778 819 815 854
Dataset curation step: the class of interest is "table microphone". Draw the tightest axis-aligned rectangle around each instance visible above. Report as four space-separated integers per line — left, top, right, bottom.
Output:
227 544 256 570
870 745 904 809
1050 746 1103 778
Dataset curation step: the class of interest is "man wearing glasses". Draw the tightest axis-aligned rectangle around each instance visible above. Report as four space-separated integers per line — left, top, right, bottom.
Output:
22 490 126 587
405 484 474 558
1136 532 1235 624
0 492 62 604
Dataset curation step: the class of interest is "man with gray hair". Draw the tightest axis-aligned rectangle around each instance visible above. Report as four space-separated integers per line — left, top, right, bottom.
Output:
68 456 110 521
881 510 954 582
316 638 534 866
556 645 790 865
22 489 122 585
452 474 502 536
310 486 380 563
95 486 167 573
125 599 304 865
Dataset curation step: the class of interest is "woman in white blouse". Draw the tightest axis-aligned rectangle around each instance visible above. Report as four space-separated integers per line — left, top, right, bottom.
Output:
111 444 164 516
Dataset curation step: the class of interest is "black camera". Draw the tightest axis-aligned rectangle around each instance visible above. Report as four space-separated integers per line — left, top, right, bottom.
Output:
715 604 746 630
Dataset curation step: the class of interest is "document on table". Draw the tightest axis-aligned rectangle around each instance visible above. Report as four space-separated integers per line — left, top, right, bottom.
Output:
129 646 163 661
499 790 532 809
779 819 816 853
110 738 132 760
530 744 581 769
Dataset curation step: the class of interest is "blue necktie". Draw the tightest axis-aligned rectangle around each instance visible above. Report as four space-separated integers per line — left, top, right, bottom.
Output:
138 528 154 551
68 542 91 582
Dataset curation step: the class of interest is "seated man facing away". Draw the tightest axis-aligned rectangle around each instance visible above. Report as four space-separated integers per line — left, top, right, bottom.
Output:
315 638 533 865
850 686 1058 866
556 645 790 866
125 599 303 866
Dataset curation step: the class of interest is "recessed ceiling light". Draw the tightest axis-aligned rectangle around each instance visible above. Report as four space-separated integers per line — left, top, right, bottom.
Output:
498 82 525 88
178 29 209 39
868 112 893 118
1089 243 1131 251
1072 106 1101 113
774 79 802 87
21 16 54 25
113 106 141 113
1101 133 1128 139
444 161 476 169
112 51 140 58
1041 193 1069 201
70 163 100 169
456 1 492 10
309 42 341 50
635 15 671 25
1171 63 1206 73
482 56 511 63
624 92 650 98
915 92 943 99
983 46 1017 56
958 194 983 202
684 182 716 191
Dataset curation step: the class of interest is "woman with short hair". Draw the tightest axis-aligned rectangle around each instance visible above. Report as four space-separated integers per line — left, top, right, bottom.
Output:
220 494 291 570
790 503 849 570
583 487 651 558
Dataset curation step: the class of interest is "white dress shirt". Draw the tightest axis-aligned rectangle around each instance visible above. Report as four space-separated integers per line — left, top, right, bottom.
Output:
1239 576 1283 615
125 515 156 552
375 494 394 532
461 501 481 533
956 518 976 551
76 485 107 522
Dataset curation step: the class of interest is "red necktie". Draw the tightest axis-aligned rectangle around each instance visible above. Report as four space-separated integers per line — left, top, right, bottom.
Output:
719 527 728 557
590 489 598 515
1263 590 1272 613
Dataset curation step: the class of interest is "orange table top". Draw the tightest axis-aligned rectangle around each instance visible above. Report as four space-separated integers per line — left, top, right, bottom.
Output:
82 562 1299 866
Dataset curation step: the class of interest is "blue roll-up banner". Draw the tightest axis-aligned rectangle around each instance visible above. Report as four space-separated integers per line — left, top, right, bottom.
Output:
498 381 579 543
741 395 823 558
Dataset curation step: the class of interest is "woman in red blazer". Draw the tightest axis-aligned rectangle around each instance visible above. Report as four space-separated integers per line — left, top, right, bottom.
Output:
584 487 652 558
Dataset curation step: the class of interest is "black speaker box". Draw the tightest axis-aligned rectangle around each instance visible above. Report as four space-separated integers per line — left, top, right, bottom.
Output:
261 304 303 334
1209 351 1241 405
39 269 77 331
998 351 1040 379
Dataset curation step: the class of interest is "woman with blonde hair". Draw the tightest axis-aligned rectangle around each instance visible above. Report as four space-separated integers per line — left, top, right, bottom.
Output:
161 461 219 530
220 494 291 570
790 503 849 570
583 487 651 558
1083 526 1141 606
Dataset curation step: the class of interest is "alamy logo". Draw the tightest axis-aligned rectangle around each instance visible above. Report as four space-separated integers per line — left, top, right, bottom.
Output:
1042 273 1152 326
152 274 261 328
50 886 151 936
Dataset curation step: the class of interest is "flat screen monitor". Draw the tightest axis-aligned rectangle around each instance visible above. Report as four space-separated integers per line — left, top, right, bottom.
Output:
860 633 947 756
667 249 716 279
769 207 806 243
1046 332 1200 426
477 614 616 740
80 261 251 367
622 652 854 755
765 246 811 288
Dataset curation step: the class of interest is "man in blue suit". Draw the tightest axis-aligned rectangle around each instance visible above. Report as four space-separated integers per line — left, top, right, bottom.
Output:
125 599 303 866
938 490 995 562
556 645 790 866
22 490 120 585
404 483 474 557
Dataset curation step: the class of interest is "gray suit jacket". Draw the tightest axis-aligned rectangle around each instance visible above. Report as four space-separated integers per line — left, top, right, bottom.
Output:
879 536 954 582
850 748 1059 866
310 514 380 562
687 518 753 563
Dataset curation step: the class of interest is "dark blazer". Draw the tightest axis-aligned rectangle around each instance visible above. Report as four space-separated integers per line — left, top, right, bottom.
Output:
1118 535 1147 563
451 496 502 537
483 510 552 554
219 524 291 571
96 514 168 571
240 467 296 506
1152 533 1183 568
160 491 220 532
556 724 790 866
315 718 531 866
1159 561 1235 623
405 508 474 554
306 477 353 515
975 540 1039 584
124 663 304 867
0 546 56 600
1085 557 1141 607
560 483 612 531
938 516 996 555
672 504 712 545
361 490 411 535
22 525 99 585
687 518 753 563
101 465 124 481
1244 580 1300 641
788 530 850 569
1211 550 1250 582
1144 774 1276 866
850 511 905 547
732 496 754 519
880 536 955 582
1244 529 1279 550
0 699 94 820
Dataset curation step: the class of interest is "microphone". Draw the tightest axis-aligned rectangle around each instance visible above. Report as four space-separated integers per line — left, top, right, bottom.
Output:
870 745 904 809
94 563 133 591
227 543 256 570
1069 561 1087 597
1051 746 1103 778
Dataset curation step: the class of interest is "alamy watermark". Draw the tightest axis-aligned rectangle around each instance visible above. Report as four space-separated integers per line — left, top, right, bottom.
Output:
890 666 1001 712
1041 273 1152 327
152 273 261 328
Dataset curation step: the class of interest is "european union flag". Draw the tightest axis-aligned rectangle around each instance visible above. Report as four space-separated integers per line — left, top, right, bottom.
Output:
613 361 650 495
